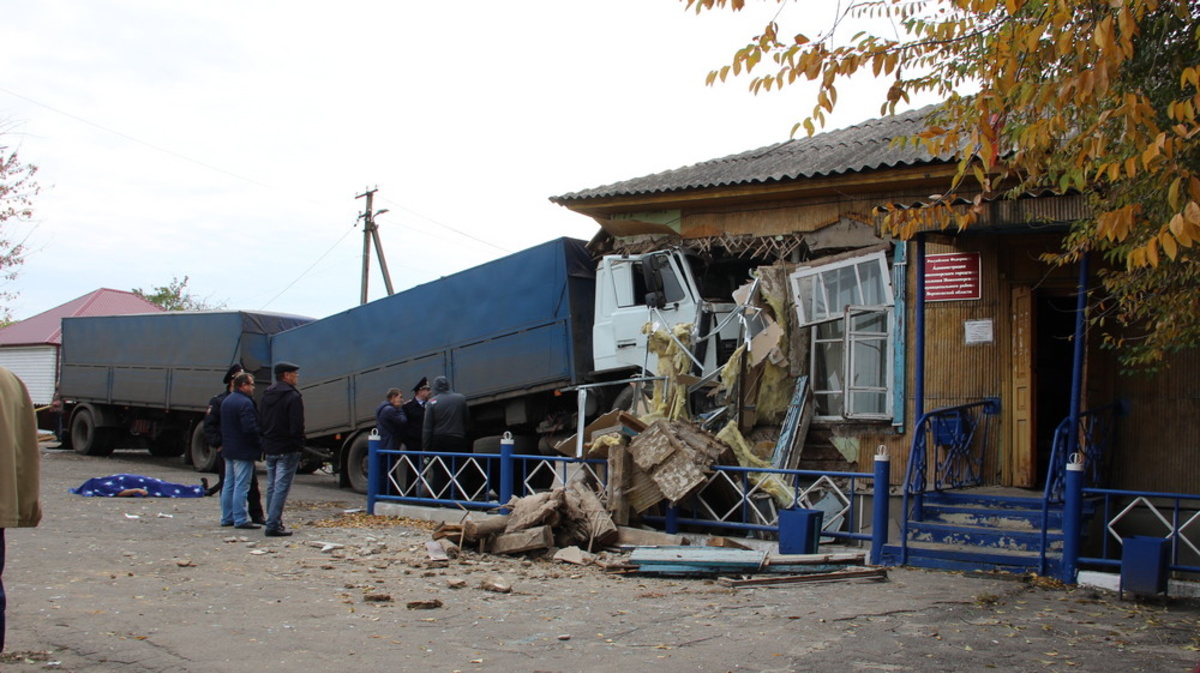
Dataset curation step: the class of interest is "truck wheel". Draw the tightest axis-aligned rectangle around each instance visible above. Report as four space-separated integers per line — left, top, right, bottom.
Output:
611 383 652 413
189 423 221 473
345 434 371 495
71 409 114 457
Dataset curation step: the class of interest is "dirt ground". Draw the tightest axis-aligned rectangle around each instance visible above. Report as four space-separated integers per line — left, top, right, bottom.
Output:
1 445 1197 673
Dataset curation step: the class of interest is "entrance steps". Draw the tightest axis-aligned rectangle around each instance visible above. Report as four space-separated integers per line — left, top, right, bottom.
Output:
880 489 1094 575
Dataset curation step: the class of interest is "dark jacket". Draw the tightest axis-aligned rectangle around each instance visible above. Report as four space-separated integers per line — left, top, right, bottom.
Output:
422 376 469 449
203 390 231 447
261 381 305 455
219 389 261 461
400 398 426 450
374 399 408 451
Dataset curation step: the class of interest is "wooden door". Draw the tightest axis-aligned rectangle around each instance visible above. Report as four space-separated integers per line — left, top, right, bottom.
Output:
1009 285 1036 486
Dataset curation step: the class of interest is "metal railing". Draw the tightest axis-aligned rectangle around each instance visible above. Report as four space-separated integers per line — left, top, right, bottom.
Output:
367 438 608 512
1037 401 1124 576
1043 400 1124 503
1079 487 1200 576
368 433 894 562
641 464 877 547
899 398 1001 564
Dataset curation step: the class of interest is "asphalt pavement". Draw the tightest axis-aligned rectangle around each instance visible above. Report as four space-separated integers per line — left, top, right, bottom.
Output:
1 444 1197 673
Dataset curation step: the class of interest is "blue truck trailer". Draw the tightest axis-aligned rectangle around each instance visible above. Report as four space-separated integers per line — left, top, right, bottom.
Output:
59 310 313 468
270 237 598 492
56 236 758 494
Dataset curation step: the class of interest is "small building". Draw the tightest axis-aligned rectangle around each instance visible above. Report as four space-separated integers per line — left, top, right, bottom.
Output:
0 288 163 405
552 105 1199 575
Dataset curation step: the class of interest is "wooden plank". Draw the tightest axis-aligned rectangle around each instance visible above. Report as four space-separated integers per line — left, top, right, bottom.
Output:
627 464 664 513
614 526 686 547
629 420 682 469
764 552 866 566
489 525 554 554
425 540 450 563
717 568 888 588
630 546 766 569
607 443 631 526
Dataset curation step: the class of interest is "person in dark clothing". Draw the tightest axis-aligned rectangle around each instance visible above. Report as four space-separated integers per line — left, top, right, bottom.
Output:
260 362 305 537
422 376 470 452
202 364 264 524
374 388 407 451
219 372 262 529
421 376 470 498
400 378 431 452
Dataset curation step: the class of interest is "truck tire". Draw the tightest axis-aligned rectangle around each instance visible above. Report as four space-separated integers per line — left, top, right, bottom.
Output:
71 409 114 457
611 383 652 413
189 423 221 473
345 433 371 495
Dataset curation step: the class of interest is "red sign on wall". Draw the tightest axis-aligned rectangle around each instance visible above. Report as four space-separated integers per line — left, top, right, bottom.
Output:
924 252 981 302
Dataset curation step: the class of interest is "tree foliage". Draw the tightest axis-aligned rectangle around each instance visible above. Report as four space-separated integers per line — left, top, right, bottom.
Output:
0 137 40 322
133 276 222 312
688 0 1200 369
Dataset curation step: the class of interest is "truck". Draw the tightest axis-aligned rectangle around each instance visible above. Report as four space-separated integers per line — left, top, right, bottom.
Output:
59 310 314 469
58 237 765 493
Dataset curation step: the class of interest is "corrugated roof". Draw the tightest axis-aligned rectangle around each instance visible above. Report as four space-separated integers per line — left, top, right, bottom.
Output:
0 288 164 347
552 104 952 203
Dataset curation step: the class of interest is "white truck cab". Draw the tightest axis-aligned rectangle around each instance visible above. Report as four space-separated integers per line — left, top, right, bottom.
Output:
592 249 744 378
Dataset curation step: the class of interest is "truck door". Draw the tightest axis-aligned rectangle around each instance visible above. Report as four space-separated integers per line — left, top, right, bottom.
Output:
593 252 699 373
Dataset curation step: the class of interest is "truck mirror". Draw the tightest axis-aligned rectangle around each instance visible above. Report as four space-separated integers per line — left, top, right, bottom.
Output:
644 291 666 309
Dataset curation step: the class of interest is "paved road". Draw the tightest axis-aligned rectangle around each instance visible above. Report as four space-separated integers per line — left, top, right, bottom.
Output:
2 445 1197 673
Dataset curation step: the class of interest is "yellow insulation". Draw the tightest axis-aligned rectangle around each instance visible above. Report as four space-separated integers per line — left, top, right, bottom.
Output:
642 322 693 422
715 420 792 508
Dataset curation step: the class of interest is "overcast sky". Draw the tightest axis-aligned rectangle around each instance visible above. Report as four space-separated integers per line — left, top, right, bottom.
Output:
1 1 920 322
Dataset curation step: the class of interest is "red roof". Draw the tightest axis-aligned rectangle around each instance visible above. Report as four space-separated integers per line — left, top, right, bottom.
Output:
0 288 164 347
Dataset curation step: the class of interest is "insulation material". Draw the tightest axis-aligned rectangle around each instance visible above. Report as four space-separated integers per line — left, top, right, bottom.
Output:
715 420 793 508
751 267 796 424
642 322 693 422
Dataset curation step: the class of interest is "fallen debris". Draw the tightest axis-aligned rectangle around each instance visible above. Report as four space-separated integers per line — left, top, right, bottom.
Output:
553 546 596 566
363 593 393 602
479 577 512 594
717 567 888 588
406 599 442 609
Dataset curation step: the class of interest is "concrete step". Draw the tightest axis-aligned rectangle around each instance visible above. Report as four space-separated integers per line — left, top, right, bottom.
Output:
905 520 1063 552
882 540 1061 575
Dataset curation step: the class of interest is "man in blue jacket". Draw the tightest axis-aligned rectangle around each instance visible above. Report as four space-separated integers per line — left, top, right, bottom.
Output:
219 372 262 530
260 362 305 537
375 387 407 451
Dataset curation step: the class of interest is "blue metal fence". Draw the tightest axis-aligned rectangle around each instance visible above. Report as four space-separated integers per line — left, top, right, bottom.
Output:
1078 487 1200 576
367 433 893 562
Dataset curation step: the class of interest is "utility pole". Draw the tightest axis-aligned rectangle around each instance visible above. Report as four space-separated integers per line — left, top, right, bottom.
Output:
356 187 395 305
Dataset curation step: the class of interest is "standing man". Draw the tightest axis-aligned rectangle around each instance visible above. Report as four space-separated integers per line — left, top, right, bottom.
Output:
400 377 431 452
422 375 470 452
203 364 265 525
421 375 470 497
219 372 262 530
0 367 42 653
260 362 304 538
374 387 407 451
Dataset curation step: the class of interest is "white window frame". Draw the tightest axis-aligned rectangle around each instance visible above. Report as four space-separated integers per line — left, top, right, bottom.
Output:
790 251 895 421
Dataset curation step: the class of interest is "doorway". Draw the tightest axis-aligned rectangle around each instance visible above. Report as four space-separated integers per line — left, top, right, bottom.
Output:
1008 286 1079 488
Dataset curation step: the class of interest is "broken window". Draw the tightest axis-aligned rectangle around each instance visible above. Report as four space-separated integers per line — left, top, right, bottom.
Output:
790 251 894 420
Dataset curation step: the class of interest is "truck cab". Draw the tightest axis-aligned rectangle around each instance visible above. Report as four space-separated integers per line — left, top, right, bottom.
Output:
592 249 745 379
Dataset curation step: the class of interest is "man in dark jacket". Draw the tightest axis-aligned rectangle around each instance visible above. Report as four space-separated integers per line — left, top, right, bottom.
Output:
422 376 470 452
374 388 407 451
203 364 264 524
400 378 430 451
260 362 304 537
219 372 263 530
